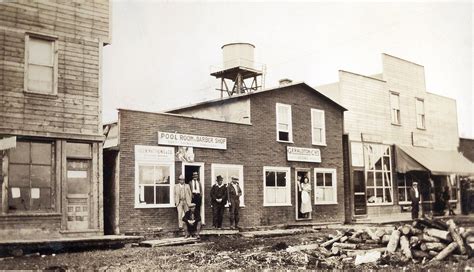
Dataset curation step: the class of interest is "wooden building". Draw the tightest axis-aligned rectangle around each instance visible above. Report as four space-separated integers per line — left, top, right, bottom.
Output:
0 1 110 240
103 82 347 235
318 54 474 222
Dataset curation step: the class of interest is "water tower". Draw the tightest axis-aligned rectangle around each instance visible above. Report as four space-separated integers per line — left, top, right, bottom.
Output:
211 43 264 97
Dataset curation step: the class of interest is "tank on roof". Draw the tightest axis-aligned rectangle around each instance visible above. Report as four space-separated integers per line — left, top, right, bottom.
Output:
222 43 255 70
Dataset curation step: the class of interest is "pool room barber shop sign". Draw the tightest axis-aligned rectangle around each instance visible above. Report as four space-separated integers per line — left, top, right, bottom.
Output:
158 131 227 150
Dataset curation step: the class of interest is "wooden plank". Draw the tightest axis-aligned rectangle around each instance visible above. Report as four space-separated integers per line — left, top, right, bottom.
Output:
98 143 104 232
55 140 61 213
139 237 200 248
1 150 9 214
91 142 98 230
199 229 239 235
240 228 315 238
60 140 67 230
113 153 120 235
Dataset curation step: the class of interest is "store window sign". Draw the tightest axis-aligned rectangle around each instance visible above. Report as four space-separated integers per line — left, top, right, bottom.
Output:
135 145 175 162
158 131 227 150
287 146 321 163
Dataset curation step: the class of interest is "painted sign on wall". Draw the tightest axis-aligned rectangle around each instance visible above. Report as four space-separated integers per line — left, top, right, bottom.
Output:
158 131 227 150
287 146 321 163
135 145 175 162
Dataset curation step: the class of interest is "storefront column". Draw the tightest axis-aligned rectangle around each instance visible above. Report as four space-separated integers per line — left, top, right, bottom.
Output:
1 150 8 214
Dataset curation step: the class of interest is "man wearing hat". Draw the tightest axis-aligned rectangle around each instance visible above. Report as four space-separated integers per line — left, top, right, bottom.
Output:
190 171 202 216
227 176 242 229
174 174 192 229
210 175 228 229
409 181 420 219
182 203 201 238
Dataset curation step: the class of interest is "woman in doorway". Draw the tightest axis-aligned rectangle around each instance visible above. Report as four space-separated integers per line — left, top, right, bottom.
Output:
300 176 312 218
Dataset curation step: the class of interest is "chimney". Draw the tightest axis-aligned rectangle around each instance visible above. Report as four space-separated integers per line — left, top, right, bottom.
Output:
279 78 293 86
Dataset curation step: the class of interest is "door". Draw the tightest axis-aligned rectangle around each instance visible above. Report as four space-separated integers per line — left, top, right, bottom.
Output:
66 159 91 230
295 169 312 220
353 170 367 215
182 162 205 224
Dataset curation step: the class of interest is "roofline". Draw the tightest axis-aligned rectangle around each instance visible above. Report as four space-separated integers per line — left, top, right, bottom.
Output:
222 42 255 49
339 70 386 83
460 137 474 141
382 53 424 67
166 81 347 113
426 91 456 101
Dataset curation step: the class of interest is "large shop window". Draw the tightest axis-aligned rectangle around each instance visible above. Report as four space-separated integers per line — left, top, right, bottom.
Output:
263 167 291 206
448 175 458 201
364 144 393 204
397 173 413 204
415 98 426 129
390 92 401 125
25 34 58 95
8 141 54 212
136 163 174 207
311 109 326 145
314 168 337 204
211 164 244 206
276 103 292 142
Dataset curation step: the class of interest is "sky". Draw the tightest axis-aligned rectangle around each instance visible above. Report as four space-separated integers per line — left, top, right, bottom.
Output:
102 0 473 138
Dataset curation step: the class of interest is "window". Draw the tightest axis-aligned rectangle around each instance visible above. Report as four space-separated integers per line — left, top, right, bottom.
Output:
211 164 244 206
263 167 291 206
276 103 292 142
390 92 401 125
8 141 54 212
25 34 58 95
397 173 413 204
364 144 393 204
311 109 326 145
448 175 458 201
314 168 337 204
136 163 174 207
415 98 425 129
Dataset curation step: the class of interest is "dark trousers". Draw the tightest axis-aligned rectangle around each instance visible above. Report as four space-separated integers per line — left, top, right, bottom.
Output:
192 193 201 213
212 204 225 228
229 201 239 227
412 201 419 219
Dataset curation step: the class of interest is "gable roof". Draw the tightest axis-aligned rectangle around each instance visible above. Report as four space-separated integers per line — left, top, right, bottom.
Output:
166 81 347 113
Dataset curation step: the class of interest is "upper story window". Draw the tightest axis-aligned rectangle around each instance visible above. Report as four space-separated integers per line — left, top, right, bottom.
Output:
311 109 326 145
25 34 58 95
276 103 292 142
390 92 401 125
415 98 425 129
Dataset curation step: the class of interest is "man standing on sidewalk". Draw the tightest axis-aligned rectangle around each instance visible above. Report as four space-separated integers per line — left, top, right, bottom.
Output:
190 171 202 216
228 176 242 229
210 175 227 229
409 181 420 219
174 174 192 230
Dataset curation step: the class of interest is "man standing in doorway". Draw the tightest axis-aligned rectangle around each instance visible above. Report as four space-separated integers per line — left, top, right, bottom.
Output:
190 171 202 215
174 174 192 230
228 176 242 229
210 175 227 229
409 181 420 219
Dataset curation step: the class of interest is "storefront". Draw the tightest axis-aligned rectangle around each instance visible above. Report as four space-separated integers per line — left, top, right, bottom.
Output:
103 83 347 234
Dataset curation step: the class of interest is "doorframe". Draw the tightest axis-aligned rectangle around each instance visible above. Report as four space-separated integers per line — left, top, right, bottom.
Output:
295 168 312 221
182 162 205 225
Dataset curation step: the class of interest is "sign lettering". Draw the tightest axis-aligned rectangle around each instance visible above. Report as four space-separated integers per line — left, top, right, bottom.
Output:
158 131 227 150
287 146 321 163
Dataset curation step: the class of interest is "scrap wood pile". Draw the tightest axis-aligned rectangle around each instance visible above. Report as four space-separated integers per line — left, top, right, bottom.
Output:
283 218 473 267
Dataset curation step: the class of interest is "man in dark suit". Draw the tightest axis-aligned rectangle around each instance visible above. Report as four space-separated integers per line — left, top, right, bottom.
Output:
182 203 201 238
227 176 242 229
210 175 228 229
409 181 420 219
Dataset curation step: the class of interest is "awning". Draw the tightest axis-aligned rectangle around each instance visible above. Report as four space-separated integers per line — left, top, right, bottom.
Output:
395 145 474 176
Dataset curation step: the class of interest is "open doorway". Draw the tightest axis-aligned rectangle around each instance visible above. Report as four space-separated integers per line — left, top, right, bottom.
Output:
182 162 205 224
295 169 312 220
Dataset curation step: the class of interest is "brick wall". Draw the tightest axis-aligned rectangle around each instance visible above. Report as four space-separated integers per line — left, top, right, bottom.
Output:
117 85 345 232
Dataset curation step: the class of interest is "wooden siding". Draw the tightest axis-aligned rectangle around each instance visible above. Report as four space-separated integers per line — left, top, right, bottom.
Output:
0 0 110 139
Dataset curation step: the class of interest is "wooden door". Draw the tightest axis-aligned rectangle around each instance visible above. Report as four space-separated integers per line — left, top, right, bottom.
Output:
353 170 367 215
66 159 91 230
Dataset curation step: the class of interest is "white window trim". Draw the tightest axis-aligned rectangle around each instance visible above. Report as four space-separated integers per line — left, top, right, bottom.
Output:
397 174 411 205
24 33 59 96
389 92 401 125
276 103 293 143
415 98 426 129
134 161 175 209
211 163 245 207
263 166 292 207
311 108 326 146
314 168 337 205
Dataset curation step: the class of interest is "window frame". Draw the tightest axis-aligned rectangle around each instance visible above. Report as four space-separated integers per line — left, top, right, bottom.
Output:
263 166 292 207
134 161 175 209
24 33 59 96
314 168 338 205
311 108 326 146
415 98 426 129
364 144 394 206
275 103 293 142
389 92 401 125
211 163 245 206
397 173 412 205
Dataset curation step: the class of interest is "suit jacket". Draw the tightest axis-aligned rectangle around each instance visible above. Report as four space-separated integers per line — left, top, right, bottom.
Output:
210 184 228 206
227 182 242 206
174 183 192 206
409 187 420 203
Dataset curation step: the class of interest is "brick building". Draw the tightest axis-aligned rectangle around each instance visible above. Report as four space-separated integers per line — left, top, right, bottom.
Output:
103 82 346 234
0 1 110 240
318 54 474 222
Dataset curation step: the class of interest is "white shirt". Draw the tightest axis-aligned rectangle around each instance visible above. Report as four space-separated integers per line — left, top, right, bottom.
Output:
414 187 419 198
191 179 201 194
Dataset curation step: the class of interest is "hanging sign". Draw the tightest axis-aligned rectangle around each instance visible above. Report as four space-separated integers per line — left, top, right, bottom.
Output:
287 146 321 163
0 136 16 151
158 131 227 150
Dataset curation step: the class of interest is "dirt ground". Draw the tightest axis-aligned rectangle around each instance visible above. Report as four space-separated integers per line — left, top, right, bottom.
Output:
0 227 473 271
